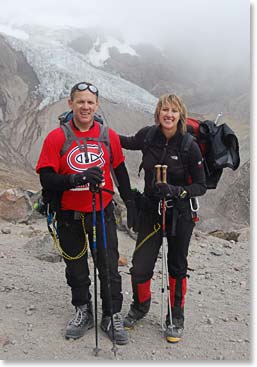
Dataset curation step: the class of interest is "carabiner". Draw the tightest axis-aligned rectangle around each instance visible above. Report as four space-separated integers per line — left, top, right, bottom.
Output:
165 199 174 208
190 197 199 212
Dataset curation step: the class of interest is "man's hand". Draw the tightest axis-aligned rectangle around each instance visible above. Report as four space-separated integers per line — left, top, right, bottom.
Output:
70 167 104 187
125 199 139 232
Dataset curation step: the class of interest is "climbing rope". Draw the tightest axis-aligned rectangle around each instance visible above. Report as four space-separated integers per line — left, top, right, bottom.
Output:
133 223 161 253
47 212 89 261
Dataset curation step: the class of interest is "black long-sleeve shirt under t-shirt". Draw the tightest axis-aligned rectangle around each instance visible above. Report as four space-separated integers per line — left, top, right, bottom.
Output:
119 126 207 198
39 162 133 204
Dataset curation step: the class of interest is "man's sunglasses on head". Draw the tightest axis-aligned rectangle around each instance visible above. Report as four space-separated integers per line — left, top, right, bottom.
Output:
71 82 98 97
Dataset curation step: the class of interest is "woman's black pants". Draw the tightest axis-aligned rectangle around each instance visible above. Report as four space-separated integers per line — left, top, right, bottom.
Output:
130 201 195 324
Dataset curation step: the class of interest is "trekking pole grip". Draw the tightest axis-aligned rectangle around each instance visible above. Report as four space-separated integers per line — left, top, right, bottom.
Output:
161 165 168 184
155 164 162 184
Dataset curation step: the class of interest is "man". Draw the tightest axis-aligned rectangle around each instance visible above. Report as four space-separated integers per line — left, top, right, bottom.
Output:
36 82 137 345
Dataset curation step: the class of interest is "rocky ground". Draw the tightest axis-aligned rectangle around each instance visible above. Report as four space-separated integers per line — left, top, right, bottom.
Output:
0 214 251 362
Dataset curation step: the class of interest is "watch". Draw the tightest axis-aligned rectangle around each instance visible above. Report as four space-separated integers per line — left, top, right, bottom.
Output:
179 189 188 199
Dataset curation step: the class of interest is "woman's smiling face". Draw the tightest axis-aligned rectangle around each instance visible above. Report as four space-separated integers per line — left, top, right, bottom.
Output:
159 102 180 134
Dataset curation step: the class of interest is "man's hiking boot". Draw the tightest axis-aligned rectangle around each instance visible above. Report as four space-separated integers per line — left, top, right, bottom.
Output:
65 303 94 339
123 307 147 329
165 325 184 343
101 312 128 345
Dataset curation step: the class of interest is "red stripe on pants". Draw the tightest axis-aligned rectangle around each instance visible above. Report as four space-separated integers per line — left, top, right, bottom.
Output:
181 277 187 307
169 276 187 308
169 276 176 307
137 280 151 303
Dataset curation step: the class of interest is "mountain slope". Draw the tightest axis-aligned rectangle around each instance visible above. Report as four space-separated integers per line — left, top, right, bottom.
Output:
0 25 250 229
67 29 249 128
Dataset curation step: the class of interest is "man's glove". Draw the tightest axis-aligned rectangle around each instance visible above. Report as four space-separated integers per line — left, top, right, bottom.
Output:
69 167 104 187
125 199 139 232
155 183 187 199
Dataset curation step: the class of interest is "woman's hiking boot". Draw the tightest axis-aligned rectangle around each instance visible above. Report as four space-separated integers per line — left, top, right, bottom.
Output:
165 324 184 343
165 315 184 343
101 312 128 345
165 276 186 343
65 302 94 339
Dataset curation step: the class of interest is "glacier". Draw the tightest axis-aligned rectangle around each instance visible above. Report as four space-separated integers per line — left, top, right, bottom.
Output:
1 25 157 113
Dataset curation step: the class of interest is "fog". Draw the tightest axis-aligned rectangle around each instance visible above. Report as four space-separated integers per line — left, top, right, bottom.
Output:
0 0 250 76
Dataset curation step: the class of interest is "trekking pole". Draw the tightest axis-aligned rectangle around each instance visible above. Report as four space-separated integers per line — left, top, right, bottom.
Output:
91 185 101 356
155 164 162 184
156 164 173 331
160 197 166 331
161 165 168 185
155 165 165 329
155 164 165 329
98 188 118 357
162 223 173 332
161 165 172 331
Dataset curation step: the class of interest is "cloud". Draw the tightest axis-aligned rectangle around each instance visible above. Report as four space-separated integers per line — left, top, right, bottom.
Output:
0 0 249 73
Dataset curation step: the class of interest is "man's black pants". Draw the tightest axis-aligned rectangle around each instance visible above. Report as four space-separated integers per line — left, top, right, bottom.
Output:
57 201 122 316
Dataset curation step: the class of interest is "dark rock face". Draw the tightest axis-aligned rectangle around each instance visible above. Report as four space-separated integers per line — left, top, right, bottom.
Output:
0 34 41 189
217 160 250 225
0 35 40 124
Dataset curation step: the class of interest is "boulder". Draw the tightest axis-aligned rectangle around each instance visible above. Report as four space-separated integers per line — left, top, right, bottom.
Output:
24 233 62 263
0 188 33 223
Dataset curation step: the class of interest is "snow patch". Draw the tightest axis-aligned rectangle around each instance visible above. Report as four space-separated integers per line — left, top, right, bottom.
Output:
85 36 138 67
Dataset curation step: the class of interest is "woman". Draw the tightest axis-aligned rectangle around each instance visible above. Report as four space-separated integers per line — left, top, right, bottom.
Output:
119 94 207 343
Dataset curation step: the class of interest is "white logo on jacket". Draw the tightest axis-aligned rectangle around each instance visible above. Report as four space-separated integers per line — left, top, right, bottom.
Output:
67 145 105 172
67 144 106 191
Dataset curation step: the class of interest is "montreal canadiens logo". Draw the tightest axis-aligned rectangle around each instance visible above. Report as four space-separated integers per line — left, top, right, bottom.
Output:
67 144 105 172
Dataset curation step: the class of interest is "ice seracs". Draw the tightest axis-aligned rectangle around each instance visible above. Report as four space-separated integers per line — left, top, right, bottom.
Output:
1 24 156 113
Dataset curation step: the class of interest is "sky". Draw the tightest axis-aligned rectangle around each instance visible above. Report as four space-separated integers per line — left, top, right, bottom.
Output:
0 0 250 62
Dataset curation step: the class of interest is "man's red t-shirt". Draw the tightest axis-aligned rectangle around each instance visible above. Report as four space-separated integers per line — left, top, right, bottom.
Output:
36 121 125 212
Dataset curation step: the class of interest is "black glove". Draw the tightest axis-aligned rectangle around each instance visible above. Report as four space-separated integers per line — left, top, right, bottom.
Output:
69 167 104 187
155 183 187 199
34 196 47 216
125 199 139 232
